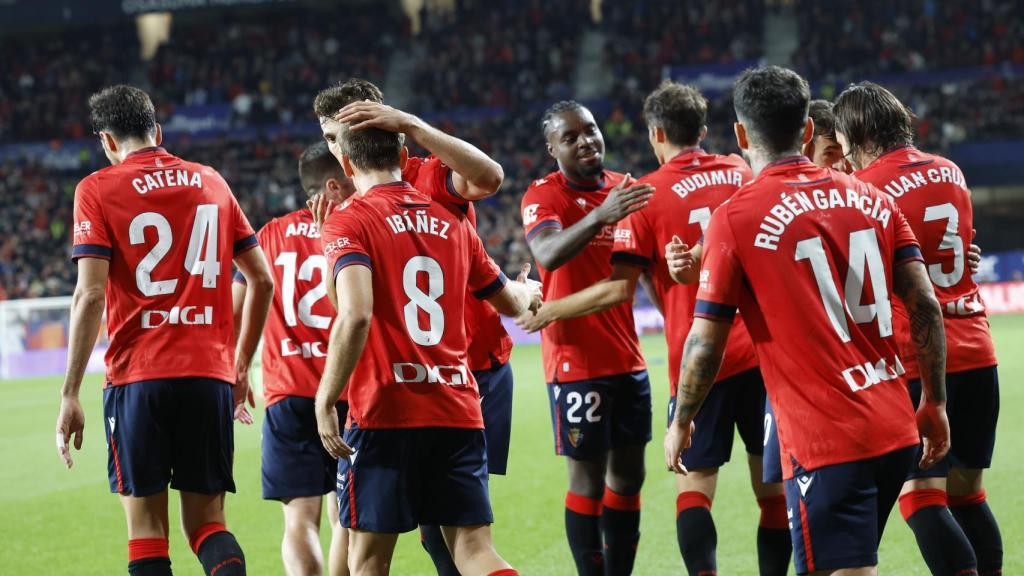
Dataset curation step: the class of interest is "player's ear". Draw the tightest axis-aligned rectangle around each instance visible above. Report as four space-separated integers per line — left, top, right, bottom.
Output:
698 125 708 143
341 155 356 178
101 131 118 153
655 126 666 144
153 123 163 146
802 117 814 145
734 122 749 151
398 146 409 172
802 137 815 159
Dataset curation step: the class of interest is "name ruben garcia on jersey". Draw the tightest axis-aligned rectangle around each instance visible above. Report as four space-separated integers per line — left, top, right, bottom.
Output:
755 187 892 251
880 165 966 198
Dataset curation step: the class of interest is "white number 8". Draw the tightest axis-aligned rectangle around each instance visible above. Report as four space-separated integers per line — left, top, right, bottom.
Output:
402 256 445 346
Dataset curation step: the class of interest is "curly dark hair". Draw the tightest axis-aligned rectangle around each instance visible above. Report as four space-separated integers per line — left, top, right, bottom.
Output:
313 79 399 171
808 99 837 140
540 100 585 136
643 81 707 147
833 82 915 156
88 85 157 141
298 141 344 196
733 66 810 156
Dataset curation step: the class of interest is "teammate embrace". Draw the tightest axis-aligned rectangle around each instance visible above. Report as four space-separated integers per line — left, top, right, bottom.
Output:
57 67 1000 576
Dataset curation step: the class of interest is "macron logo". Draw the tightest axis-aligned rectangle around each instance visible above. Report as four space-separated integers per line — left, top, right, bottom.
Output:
553 385 561 401
797 475 813 497
108 417 116 434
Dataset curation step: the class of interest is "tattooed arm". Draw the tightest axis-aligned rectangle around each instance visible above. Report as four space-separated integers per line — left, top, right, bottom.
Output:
893 259 950 469
664 317 732 474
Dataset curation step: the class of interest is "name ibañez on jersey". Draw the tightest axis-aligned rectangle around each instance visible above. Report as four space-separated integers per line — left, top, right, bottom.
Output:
755 187 892 251
384 208 451 239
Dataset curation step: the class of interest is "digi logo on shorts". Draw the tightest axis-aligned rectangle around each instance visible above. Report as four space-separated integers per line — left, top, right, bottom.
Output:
141 306 213 329
393 362 470 387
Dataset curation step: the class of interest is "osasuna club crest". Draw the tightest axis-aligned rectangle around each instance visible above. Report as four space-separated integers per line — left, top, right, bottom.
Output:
568 427 583 448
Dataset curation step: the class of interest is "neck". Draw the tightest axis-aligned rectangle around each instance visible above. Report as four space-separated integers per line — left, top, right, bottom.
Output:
660 142 700 165
353 167 403 196
114 138 158 163
747 147 803 177
560 165 602 187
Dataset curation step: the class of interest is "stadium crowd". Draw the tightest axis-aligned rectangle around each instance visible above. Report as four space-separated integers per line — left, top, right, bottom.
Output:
0 0 1020 299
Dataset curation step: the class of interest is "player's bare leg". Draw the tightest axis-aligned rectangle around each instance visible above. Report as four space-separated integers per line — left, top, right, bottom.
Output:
747 455 790 576
675 468 718 575
180 491 245 575
898 476 977 575
565 455 607 575
811 567 876 575
442 524 514 574
280 495 326 576
948 468 1002 575
326 494 350 576
604 445 645 575
345 530 398 576
121 491 173 575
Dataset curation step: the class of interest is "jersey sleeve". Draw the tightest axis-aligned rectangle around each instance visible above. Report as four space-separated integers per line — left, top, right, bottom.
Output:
234 224 272 285
891 203 924 268
610 208 654 269
404 155 466 207
521 185 563 241
71 176 113 261
322 209 371 279
694 207 744 322
466 231 507 300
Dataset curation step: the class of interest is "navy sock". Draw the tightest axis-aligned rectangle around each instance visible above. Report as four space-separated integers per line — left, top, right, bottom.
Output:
420 525 460 576
950 491 1002 576
756 495 791 576
600 487 640 576
566 492 604 576
190 524 245 576
129 557 173 576
676 492 717 576
901 490 977 575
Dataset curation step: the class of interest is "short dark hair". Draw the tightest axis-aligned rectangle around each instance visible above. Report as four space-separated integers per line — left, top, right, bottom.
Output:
298 142 344 196
88 85 157 141
541 100 586 136
808 100 837 140
833 82 915 156
643 81 707 147
733 66 810 155
313 79 399 171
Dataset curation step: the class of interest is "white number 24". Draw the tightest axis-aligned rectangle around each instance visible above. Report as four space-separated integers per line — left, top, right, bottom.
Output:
129 205 220 297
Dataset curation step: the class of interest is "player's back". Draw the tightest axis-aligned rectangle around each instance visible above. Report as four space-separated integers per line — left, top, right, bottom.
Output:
322 182 504 430
72 146 257 385
700 157 920 476
252 209 333 405
620 149 756 391
856 146 997 375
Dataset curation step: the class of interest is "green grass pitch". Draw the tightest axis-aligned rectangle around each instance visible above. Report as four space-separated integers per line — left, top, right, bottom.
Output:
2 314 1022 574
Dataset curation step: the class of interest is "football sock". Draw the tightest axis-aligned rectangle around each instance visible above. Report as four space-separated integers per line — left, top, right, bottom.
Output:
420 525 460 576
899 489 978 575
487 570 518 576
600 486 641 576
189 523 245 576
128 538 172 576
676 491 717 576
756 495 792 576
565 491 604 576
949 491 1003 576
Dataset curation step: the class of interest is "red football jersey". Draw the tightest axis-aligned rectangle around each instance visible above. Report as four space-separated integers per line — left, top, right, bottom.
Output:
522 170 647 383
612 149 757 395
696 157 921 478
234 209 335 406
856 145 997 378
405 156 513 371
71 147 257 386
320 181 505 429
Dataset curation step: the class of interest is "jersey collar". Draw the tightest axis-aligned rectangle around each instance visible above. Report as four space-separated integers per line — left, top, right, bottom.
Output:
761 154 812 175
125 146 165 160
871 143 916 166
560 170 606 192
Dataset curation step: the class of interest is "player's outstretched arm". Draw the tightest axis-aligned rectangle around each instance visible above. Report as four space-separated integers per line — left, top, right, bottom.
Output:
233 246 274 424
487 264 543 318
893 259 951 469
527 175 654 271
517 263 639 333
665 237 701 285
664 317 731 475
335 101 503 200
57 257 108 468
316 265 372 459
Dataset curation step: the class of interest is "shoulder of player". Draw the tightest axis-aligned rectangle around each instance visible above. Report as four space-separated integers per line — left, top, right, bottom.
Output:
522 171 567 206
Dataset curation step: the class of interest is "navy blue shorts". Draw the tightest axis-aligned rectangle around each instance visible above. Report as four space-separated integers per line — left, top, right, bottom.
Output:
547 370 652 459
476 361 513 475
102 378 235 497
262 396 348 500
668 368 765 470
906 365 999 480
336 425 492 533
786 446 916 574
763 398 783 484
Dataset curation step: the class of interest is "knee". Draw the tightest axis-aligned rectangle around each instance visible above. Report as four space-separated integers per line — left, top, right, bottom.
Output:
605 468 644 496
567 463 606 499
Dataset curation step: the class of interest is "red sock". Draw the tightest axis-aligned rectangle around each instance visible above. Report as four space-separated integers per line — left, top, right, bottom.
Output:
128 538 169 561
757 494 788 530
487 570 518 576
188 522 227 554
948 490 986 508
676 491 712 514
899 488 948 521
